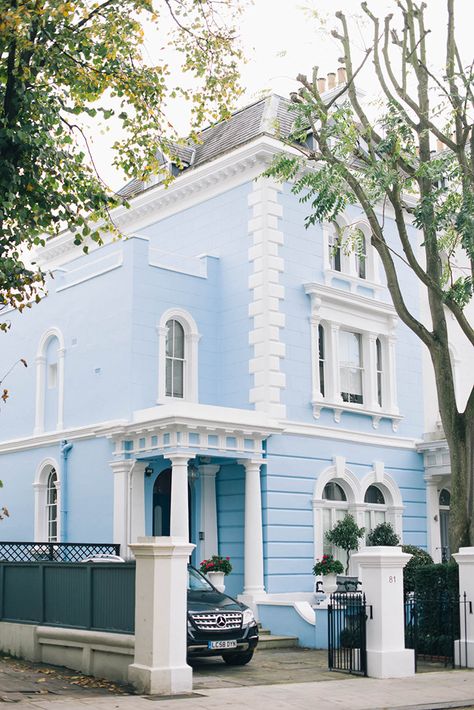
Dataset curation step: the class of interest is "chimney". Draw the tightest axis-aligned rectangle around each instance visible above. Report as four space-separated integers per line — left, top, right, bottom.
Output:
327 72 336 90
317 77 327 94
337 67 347 85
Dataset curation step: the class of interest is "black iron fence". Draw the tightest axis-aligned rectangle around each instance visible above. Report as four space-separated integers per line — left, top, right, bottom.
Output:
328 591 368 676
404 591 472 670
0 561 135 633
0 541 121 563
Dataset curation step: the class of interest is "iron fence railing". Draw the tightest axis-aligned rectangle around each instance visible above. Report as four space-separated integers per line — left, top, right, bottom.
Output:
0 541 120 563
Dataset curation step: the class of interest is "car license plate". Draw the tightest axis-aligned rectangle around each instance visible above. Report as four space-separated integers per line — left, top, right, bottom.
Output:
208 640 238 650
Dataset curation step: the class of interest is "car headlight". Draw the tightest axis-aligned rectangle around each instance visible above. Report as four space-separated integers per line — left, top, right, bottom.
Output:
242 609 255 626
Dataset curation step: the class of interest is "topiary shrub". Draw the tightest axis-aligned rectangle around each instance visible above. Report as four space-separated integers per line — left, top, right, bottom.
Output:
325 514 365 575
402 545 433 593
367 522 400 546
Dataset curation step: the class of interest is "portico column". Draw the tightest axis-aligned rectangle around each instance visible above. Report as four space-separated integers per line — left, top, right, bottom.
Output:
239 459 266 606
199 465 220 560
426 479 442 563
129 461 148 555
109 459 134 558
169 454 193 540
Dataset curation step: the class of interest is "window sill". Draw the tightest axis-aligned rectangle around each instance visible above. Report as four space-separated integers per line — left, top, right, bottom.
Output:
324 269 383 295
311 399 402 431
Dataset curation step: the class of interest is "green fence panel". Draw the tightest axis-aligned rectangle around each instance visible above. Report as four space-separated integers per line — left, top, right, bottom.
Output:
91 565 135 633
0 562 136 634
44 565 90 628
2 565 41 622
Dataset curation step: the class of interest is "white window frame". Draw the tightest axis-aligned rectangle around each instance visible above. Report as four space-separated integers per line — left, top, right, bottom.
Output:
33 459 61 542
157 308 200 403
312 458 404 573
34 327 65 435
305 283 401 430
323 219 381 293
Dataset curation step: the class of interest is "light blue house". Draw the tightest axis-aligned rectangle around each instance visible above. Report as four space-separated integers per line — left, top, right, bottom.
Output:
0 93 430 629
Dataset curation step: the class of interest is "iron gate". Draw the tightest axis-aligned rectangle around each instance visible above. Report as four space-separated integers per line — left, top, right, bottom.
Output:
404 591 472 670
328 591 368 676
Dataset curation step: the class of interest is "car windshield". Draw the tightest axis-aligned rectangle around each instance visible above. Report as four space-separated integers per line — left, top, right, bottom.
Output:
188 566 214 592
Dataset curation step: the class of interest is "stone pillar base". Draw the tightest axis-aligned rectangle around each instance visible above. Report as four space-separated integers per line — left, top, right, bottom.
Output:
455 639 474 668
128 663 192 695
367 648 414 678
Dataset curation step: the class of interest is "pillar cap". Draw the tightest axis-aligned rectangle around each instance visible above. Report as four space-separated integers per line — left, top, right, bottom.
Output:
453 547 474 564
130 536 195 558
352 546 412 568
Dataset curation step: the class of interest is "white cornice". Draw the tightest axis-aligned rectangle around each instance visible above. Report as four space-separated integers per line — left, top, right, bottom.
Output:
0 421 125 454
282 419 419 450
34 136 287 271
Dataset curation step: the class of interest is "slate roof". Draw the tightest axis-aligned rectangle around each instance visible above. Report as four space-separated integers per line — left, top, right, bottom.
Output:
117 94 294 200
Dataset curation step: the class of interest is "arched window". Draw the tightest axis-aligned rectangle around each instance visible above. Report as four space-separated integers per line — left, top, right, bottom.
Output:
157 309 199 403
318 324 325 398
321 481 349 559
363 485 387 538
34 328 65 435
166 320 185 398
355 228 367 279
328 225 342 272
33 460 60 542
46 470 58 542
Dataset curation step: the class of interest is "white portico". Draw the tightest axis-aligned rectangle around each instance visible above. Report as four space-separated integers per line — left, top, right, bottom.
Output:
100 402 283 606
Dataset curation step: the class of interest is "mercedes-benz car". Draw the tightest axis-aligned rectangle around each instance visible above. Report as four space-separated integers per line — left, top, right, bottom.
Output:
187 566 259 665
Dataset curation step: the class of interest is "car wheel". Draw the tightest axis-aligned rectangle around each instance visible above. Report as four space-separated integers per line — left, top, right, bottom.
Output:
222 650 254 666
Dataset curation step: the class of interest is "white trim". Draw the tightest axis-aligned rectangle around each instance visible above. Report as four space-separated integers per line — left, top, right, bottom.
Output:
312 461 404 571
55 251 123 292
33 137 285 270
34 327 65 435
157 308 200 404
248 177 286 418
33 458 60 542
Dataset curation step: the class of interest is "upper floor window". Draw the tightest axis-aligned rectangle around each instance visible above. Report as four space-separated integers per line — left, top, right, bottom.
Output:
166 320 185 398
305 283 401 429
34 327 65 435
324 220 379 290
339 331 363 404
158 309 199 403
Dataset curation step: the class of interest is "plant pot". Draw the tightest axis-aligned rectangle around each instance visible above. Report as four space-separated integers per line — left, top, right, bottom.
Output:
207 571 225 592
315 573 338 595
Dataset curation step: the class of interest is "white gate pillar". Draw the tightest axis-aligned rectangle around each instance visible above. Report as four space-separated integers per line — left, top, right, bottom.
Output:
352 546 414 678
128 536 195 695
453 546 474 668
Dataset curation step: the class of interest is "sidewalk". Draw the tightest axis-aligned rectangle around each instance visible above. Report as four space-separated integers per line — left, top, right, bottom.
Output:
2 670 474 710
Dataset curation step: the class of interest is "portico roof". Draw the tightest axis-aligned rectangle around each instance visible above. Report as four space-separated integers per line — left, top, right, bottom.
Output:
96 402 284 459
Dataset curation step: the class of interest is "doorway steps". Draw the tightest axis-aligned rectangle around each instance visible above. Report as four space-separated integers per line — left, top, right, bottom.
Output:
257 625 299 649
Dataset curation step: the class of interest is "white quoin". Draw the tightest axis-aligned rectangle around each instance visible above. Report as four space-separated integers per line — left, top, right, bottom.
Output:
453 546 474 668
352 546 415 678
128 537 195 695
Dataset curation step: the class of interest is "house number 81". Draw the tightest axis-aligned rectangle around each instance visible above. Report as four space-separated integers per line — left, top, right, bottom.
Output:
388 575 396 583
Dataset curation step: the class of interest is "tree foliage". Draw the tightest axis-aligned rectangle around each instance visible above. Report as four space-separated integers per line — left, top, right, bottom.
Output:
266 0 474 553
325 513 365 574
0 0 242 328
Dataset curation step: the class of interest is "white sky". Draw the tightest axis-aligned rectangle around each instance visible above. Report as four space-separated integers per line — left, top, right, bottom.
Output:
91 0 474 189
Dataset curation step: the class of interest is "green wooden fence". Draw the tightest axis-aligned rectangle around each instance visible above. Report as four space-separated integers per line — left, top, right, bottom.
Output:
0 562 135 633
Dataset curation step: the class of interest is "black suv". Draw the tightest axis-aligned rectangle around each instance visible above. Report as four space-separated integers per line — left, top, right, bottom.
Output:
187 566 259 665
